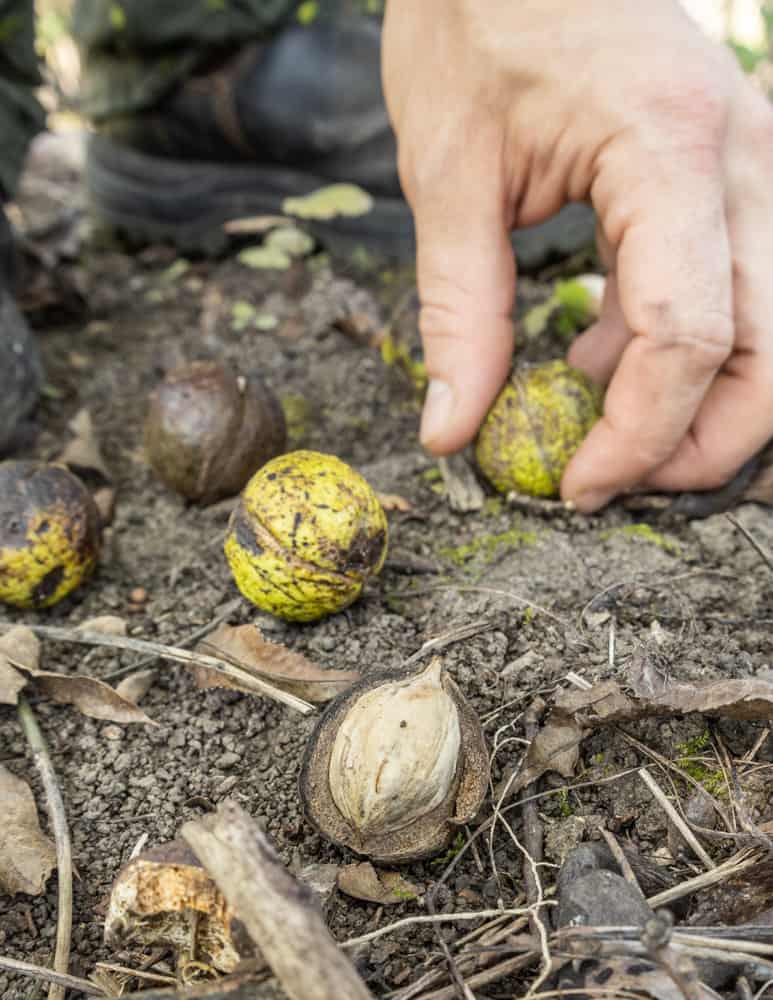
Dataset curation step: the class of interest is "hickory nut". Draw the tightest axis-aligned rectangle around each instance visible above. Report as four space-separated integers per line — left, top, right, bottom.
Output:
224 449 387 622
145 360 286 504
475 359 602 497
0 460 100 608
300 658 488 862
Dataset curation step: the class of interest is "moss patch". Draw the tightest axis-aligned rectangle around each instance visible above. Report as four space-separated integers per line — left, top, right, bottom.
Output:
600 523 682 556
440 525 537 569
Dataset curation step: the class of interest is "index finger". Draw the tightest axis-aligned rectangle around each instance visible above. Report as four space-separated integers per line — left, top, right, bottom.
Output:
561 164 733 511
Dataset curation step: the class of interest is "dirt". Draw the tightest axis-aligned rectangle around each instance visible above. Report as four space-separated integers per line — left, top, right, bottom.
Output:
0 132 772 999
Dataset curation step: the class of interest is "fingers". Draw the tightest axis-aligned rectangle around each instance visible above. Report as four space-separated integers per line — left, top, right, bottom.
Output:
567 273 631 385
409 142 517 455
562 161 733 511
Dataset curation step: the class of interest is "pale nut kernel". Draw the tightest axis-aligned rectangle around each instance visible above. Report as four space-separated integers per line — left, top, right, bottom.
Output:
329 659 461 837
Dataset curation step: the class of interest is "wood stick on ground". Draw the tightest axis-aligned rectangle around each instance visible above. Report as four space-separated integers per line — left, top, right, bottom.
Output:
415 950 540 1000
0 621 313 715
637 768 715 871
600 830 641 891
16 696 73 1000
0 955 104 997
102 597 241 682
726 513 773 575
647 847 762 908
182 801 372 1000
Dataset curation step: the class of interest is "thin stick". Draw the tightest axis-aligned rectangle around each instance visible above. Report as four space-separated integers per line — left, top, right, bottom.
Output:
600 830 640 890
102 597 241 682
0 956 104 996
16 697 73 1000
647 848 761 908
342 907 540 950
637 768 715 871
415 951 540 1000
0 622 313 715
388 585 569 628
726 513 773 574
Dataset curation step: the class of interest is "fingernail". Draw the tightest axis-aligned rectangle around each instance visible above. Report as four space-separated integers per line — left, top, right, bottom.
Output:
570 490 612 514
420 379 454 448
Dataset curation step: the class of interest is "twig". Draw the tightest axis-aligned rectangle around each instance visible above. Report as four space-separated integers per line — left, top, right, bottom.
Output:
102 597 241 682
726 513 773 574
637 768 715 871
0 956 104 996
342 907 540 950
16 698 72 1000
402 620 496 669
415 951 540 1000
0 621 313 715
646 847 762 908
388 584 569 628
182 802 371 1000
600 830 640 890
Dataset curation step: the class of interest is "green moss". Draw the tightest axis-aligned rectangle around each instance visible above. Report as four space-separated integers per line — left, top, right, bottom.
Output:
557 788 573 818
231 300 256 333
440 526 537 568
297 0 318 23
280 393 313 448
522 606 536 625
380 333 428 393
674 731 724 795
430 832 466 867
109 4 126 30
421 467 443 483
600 523 682 556
483 497 505 517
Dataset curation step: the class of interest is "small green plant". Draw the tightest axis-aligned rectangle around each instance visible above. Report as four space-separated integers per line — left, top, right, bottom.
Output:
431 832 466 867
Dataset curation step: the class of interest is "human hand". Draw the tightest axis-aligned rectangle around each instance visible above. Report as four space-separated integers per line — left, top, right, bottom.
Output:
382 0 773 511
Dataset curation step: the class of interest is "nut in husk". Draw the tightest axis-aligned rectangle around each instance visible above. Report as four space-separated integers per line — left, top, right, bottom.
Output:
224 450 387 622
300 658 488 862
145 360 286 504
104 840 257 973
0 460 100 608
475 359 602 497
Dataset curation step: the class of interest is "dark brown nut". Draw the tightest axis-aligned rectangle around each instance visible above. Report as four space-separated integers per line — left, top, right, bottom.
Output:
300 658 489 863
0 460 100 608
144 361 286 504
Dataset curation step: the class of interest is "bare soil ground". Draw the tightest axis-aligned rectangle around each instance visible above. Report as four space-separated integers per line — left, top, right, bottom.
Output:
0 132 772 999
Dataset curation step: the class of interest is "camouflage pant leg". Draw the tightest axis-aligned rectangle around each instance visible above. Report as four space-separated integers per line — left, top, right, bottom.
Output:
71 0 298 119
0 0 44 199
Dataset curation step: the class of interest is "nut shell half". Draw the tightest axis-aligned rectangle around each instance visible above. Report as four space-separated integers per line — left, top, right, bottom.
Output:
475 359 602 497
0 460 100 608
300 660 488 862
145 361 286 504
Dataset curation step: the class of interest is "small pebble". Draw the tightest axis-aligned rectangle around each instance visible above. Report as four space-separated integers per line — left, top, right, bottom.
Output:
102 725 122 741
129 587 148 604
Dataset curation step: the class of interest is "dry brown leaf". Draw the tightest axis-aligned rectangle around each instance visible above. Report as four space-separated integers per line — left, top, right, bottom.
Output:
0 764 57 896
77 615 128 636
337 862 421 905
375 492 413 513
0 625 39 705
196 623 358 703
30 672 156 725
514 666 773 793
115 668 157 705
57 407 111 483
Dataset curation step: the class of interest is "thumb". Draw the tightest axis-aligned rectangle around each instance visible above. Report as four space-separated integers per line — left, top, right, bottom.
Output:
411 172 516 455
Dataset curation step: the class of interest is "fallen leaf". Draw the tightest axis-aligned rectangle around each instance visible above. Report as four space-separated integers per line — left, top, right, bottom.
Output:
283 183 373 220
196 623 358 703
222 214 289 235
509 716 583 794
30 672 156 725
0 625 38 705
237 245 291 270
115 669 156 705
77 615 127 636
375 492 413 513
0 764 57 895
337 862 421 906
264 226 314 257
56 408 111 483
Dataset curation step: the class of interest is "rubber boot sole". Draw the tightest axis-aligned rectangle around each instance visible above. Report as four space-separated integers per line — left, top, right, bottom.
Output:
86 134 596 269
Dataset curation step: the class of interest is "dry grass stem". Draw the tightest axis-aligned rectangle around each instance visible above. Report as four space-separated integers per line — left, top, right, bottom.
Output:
342 908 541 950
0 621 313 715
0 956 104 996
647 847 762 907
726 513 773 574
637 767 715 870
17 696 73 1000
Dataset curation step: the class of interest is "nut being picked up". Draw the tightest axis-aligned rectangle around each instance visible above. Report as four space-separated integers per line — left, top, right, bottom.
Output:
104 840 256 972
145 361 286 504
300 658 488 862
475 359 602 498
225 450 387 622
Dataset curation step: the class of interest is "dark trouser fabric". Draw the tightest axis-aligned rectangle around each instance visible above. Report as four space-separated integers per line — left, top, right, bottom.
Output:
0 0 301 197
0 0 44 198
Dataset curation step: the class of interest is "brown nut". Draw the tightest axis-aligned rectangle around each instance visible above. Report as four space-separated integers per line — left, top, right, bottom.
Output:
300 658 489 862
104 840 257 972
144 361 286 504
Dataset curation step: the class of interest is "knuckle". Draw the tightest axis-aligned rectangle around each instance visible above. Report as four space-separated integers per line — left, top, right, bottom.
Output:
640 302 733 367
